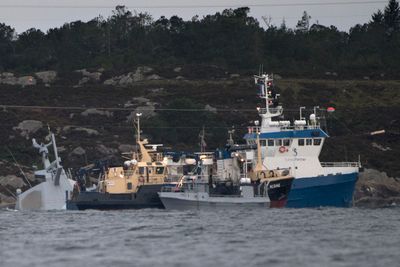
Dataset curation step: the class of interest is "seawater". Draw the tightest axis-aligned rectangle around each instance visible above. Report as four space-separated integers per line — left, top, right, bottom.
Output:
0 207 399 267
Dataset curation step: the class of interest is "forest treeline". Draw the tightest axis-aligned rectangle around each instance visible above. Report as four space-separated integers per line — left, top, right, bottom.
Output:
0 0 400 78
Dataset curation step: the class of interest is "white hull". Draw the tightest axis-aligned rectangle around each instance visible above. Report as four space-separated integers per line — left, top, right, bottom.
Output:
16 176 74 211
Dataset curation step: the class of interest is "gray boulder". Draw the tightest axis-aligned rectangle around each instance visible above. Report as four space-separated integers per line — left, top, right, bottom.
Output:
103 77 119 86
103 66 155 87
35 71 57 85
124 97 152 108
1 72 14 78
96 144 118 156
0 175 26 189
81 108 113 118
119 73 136 85
63 126 99 136
0 74 17 85
205 104 218 114
78 77 90 86
14 120 43 139
69 146 86 156
0 73 36 87
146 74 162 80
18 76 36 87
126 99 157 120
76 69 102 85
0 193 15 204
355 169 400 208
118 144 137 153
132 97 150 103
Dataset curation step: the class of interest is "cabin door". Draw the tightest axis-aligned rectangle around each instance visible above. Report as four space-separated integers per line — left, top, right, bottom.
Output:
146 167 149 182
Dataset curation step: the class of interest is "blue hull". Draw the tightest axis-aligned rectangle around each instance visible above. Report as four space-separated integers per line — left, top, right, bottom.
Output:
286 172 358 208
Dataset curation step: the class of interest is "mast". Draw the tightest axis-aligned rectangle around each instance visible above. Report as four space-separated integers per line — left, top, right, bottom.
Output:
51 133 61 169
227 128 235 146
135 113 151 162
136 113 142 144
254 73 282 132
254 132 263 172
199 126 206 153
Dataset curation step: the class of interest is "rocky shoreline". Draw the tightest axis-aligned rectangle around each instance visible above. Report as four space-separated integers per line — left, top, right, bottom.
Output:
355 169 400 208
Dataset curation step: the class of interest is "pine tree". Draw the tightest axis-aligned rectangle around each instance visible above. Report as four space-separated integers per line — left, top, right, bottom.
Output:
280 18 287 31
371 10 384 25
296 11 311 32
384 0 400 31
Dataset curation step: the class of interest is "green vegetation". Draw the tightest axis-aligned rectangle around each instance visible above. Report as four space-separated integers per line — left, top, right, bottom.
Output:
1 1 400 77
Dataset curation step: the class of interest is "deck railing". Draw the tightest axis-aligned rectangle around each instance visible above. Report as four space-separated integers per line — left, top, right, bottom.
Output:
321 162 361 168
258 107 283 115
247 124 321 134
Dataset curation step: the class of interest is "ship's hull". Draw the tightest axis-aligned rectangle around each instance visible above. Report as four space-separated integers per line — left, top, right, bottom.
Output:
286 172 358 208
66 184 165 210
159 196 268 210
16 178 75 211
159 178 293 210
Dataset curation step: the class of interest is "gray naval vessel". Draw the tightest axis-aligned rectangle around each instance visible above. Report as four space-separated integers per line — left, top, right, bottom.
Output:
16 132 75 211
158 135 294 210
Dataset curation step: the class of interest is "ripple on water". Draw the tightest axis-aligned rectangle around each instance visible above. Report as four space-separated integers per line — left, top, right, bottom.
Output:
0 207 400 267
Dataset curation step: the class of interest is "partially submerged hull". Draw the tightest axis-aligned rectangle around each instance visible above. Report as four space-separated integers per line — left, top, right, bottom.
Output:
287 172 358 208
16 178 75 211
15 133 77 211
66 184 165 210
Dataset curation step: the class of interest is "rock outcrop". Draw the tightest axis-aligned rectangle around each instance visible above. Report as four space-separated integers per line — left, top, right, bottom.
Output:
63 126 99 136
0 192 15 204
96 144 118 156
124 97 158 120
81 108 113 118
355 169 400 208
13 120 43 139
0 72 36 87
69 146 86 157
204 104 218 114
103 66 162 87
118 144 137 153
76 69 102 86
0 175 26 189
35 71 57 86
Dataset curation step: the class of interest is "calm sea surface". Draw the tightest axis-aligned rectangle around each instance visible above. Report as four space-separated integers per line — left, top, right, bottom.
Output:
0 207 399 267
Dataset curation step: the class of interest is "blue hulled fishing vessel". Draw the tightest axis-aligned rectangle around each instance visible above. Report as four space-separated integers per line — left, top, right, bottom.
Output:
244 74 360 207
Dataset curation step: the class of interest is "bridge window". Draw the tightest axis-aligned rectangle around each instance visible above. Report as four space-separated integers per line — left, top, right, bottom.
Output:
127 182 132 190
306 139 312 146
298 139 305 146
156 167 165 174
283 139 291 146
268 139 274 146
314 139 322 146
275 139 282 146
139 167 145 175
